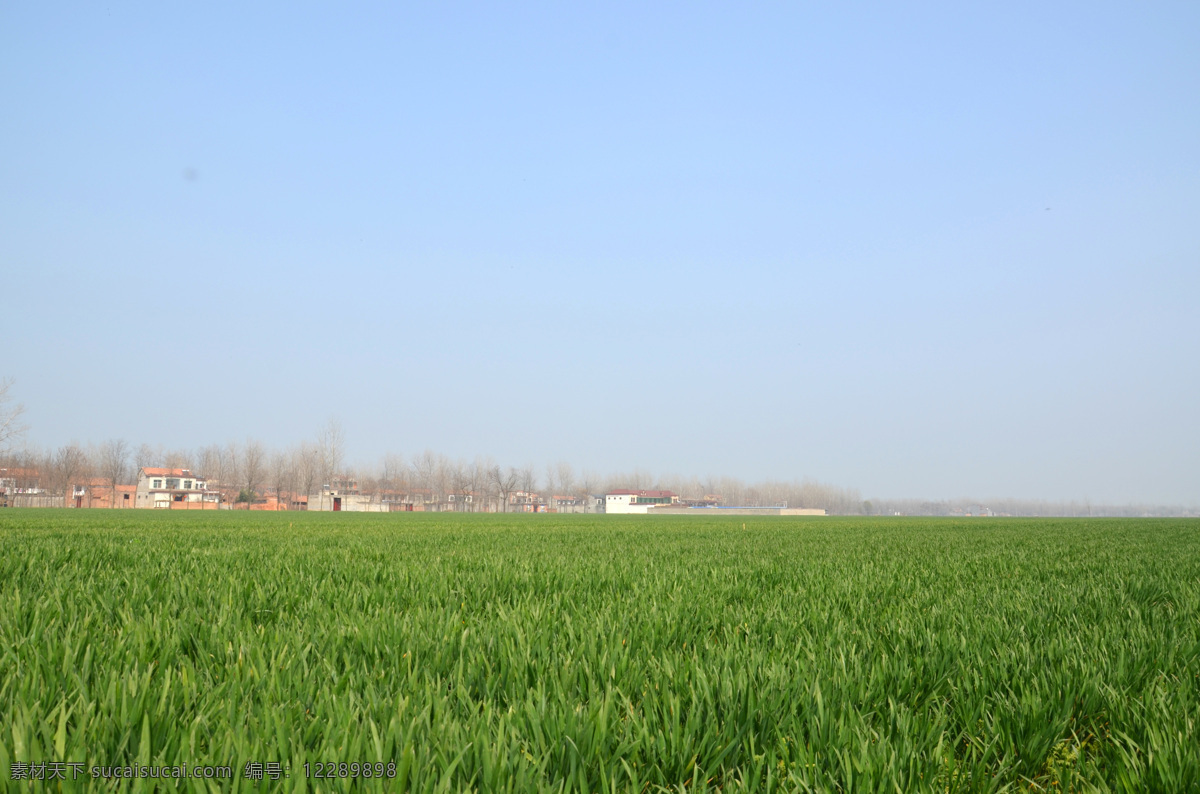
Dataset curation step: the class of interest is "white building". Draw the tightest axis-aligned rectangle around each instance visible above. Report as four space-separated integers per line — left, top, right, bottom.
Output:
135 468 219 509
604 489 679 514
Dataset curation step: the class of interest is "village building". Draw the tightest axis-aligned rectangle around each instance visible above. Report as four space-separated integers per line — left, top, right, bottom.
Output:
604 489 679 514
0 466 42 496
549 494 585 513
134 467 220 509
377 489 418 512
70 477 136 508
308 487 386 512
508 490 546 512
0 467 58 507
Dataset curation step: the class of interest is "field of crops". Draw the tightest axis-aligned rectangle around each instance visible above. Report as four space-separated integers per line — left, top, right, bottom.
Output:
1 511 1197 792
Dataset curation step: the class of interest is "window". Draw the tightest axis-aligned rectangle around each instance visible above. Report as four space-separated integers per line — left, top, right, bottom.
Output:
166 478 180 489
152 479 162 489
184 480 193 490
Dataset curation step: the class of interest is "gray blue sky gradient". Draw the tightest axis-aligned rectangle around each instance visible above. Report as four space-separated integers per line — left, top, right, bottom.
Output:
2 2 1197 504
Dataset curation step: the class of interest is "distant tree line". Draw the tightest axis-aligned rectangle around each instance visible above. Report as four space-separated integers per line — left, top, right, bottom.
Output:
861 497 1194 519
1 418 864 513
1 380 1194 516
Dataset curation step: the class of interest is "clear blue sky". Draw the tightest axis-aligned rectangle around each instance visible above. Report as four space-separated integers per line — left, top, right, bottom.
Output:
2 2 1197 504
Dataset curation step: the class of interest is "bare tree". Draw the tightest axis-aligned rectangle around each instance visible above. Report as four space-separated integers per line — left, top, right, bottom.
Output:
579 469 600 498
270 450 294 508
242 439 266 496
475 456 498 512
464 459 488 513
555 460 575 496
319 418 345 483
0 377 27 453
197 444 229 496
449 461 470 512
51 442 89 500
99 439 130 508
224 442 243 500
518 464 536 494
490 466 520 513
134 443 160 472
411 449 441 508
381 452 406 496
294 442 320 499
432 455 451 511
164 448 192 470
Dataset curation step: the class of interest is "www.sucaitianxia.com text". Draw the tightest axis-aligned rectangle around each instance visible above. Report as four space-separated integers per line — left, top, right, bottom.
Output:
9 762 233 781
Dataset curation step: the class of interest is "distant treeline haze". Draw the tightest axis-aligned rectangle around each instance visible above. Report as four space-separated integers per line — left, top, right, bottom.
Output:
1 422 1192 517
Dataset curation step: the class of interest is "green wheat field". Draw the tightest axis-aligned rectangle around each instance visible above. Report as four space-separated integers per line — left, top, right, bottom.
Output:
1 511 1197 793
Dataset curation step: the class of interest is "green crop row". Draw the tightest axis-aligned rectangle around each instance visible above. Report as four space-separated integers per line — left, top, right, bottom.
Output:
1 511 1197 792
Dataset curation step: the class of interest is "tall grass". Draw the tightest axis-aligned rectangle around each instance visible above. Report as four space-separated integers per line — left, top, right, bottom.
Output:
1 512 1197 792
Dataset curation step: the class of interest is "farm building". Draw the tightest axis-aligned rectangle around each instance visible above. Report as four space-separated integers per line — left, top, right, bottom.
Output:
549 494 585 513
604 489 679 514
70 478 137 508
308 489 387 512
509 491 547 513
135 467 220 509
0 466 42 496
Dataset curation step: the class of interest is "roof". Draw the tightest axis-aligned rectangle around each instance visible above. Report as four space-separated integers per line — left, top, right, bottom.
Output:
607 489 677 498
75 477 112 488
140 468 203 478
0 467 41 478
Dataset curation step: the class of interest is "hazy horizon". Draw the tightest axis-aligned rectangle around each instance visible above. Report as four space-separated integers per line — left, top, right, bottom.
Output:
3 3 1197 506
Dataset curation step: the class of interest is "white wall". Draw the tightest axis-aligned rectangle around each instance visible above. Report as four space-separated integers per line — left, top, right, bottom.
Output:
604 494 650 514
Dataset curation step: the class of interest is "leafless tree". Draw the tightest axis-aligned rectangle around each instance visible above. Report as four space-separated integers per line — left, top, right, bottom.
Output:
474 456 498 512
0 377 27 453
555 460 575 497
319 418 345 483
242 439 266 496
381 453 406 496
294 442 320 498
134 443 160 472
99 439 130 508
518 464 536 494
224 442 243 499
197 444 225 487
449 461 471 512
270 450 294 507
164 448 192 469
490 466 520 513
578 470 600 499
51 442 89 498
465 459 489 512
628 468 651 490
411 449 441 507
432 455 451 511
